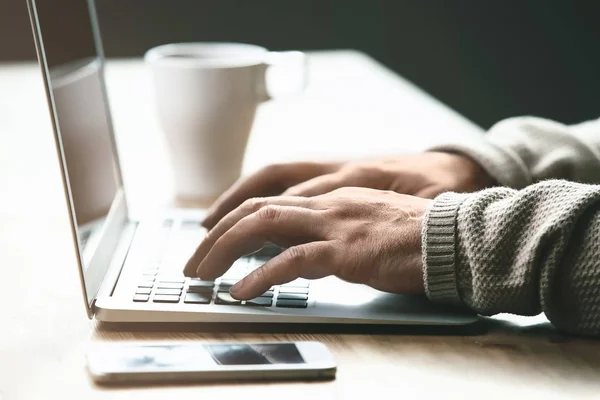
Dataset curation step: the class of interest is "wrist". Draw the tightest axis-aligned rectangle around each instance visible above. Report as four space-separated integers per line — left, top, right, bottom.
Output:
430 151 496 192
458 153 497 190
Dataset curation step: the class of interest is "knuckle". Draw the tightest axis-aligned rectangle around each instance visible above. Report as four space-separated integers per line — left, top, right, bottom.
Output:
343 164 371 179
203 226 216 243
262 163 286 177
344 163 387 186
253 265 269 282
283 245 306 264
283 185 300 196
328 202 359 219
252 265 274 287
257 205 282 222
316 243 334 264
241 197 267 213
348 163 370 176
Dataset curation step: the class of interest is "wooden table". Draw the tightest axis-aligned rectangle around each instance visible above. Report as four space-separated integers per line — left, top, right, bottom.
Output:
1 50 599 400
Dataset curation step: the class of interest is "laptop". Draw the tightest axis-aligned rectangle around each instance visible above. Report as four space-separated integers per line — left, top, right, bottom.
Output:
25 0 477 326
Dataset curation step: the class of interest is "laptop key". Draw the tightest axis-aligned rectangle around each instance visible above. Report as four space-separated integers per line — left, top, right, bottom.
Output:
153 294 180 303
276 299 308 308
137 282 154 288
215 293 242 305
218 279 239 287
133 294 149 302
278 287 309 295
184 293 211 304
135 287 152 295
157 283 184 290
282 279 310 288
187 285 214 294
245 297 273 307
158 279 185 284
155 288 182 296
188 280 215 289
257 291 274 298
277 293 308 301
180 219 202 229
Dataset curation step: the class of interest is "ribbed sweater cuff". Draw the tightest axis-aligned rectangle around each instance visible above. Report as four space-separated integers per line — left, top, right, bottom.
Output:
422 192 469 306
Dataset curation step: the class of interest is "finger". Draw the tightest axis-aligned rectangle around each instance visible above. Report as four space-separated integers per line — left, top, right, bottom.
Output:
202 168 282 230
196 206 325 280
202 162 340 229
229 242 335 300
281 173 348 197
184 196 313 277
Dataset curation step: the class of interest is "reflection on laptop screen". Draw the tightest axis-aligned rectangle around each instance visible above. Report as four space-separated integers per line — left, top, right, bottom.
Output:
34 0 120 265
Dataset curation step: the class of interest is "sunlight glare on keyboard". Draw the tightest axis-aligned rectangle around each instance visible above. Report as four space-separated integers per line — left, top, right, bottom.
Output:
159 221 204 272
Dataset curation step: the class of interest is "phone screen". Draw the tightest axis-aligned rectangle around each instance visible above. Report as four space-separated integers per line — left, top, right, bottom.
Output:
90 343 306 373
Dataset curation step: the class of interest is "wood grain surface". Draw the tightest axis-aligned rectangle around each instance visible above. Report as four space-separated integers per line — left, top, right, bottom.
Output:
1 51 598 400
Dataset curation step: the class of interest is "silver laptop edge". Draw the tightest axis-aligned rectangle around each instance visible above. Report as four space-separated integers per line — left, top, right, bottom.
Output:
26 0 131 318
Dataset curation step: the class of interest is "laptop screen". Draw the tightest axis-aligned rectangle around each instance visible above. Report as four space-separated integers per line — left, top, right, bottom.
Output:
33 0 121 266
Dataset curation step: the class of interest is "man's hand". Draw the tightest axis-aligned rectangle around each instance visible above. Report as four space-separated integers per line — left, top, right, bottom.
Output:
184 187 432 299
202 152 492 229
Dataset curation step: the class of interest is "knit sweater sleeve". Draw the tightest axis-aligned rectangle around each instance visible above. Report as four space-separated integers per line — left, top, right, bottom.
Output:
427 116 600 188
423 181 600 337
422 115 600 336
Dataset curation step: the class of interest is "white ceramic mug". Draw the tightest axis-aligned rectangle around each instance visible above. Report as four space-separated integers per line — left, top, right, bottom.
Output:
144 42 307 205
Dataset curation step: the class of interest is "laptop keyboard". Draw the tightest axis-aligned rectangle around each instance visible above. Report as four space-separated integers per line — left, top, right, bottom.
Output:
131 223 310 309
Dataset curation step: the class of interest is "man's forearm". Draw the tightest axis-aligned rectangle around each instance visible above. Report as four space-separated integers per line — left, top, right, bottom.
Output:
423 180 600 337
428 116 600 188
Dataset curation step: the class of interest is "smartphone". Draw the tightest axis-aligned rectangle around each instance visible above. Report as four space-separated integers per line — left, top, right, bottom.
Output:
86 340 337 384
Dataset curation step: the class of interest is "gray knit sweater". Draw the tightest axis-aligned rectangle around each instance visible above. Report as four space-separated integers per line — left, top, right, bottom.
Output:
423 116 600 337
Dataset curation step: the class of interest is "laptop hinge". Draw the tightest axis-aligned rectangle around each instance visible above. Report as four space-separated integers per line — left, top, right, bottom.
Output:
93 221 138 312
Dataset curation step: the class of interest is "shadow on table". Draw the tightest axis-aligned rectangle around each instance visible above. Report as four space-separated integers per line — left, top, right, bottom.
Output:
96 313 600 345
96 319 488 336
96 315 600 339
92 375 332 390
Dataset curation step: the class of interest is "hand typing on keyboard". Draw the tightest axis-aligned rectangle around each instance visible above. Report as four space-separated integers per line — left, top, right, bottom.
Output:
183 187 431 300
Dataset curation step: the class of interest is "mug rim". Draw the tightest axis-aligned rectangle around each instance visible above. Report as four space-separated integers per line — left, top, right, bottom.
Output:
144 42 269 68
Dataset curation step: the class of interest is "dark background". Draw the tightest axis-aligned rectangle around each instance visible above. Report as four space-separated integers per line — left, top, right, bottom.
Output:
2 0 599 129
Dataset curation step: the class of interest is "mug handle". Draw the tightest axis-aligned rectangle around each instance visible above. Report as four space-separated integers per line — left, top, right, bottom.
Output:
257 51 308 103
